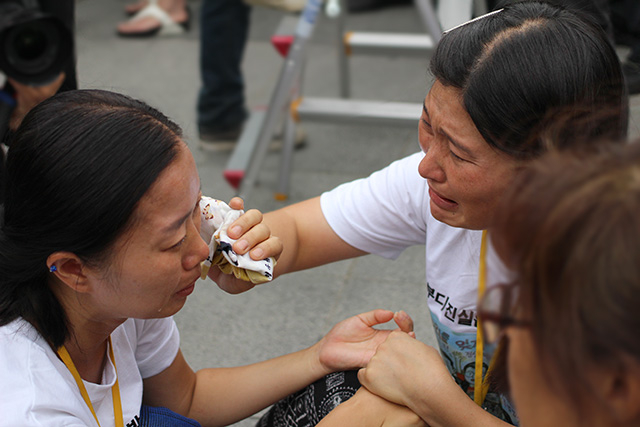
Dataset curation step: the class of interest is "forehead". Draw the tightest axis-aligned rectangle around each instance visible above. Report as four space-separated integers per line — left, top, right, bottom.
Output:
424 81 487 147
132 142 200 230
424 81 470 124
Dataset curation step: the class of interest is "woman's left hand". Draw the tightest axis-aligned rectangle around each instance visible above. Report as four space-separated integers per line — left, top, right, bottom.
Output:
313 309 415 375
358 331 455 411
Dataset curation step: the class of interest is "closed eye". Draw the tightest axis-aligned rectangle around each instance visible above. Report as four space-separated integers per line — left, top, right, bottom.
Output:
420 118 434 134
170 236 186 250
450 149 466 162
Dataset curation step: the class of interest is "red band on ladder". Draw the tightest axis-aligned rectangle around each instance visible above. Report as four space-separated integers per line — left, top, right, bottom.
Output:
271 35 295 57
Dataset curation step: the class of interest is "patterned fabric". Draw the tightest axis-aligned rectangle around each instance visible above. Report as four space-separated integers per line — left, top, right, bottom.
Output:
199 196 275 284
257 371 361 427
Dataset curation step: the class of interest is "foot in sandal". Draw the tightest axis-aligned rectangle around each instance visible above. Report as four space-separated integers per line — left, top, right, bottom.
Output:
117 0 190 38
123 0 148 16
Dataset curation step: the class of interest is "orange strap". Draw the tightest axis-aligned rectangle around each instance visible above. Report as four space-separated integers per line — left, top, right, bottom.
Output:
58 336 124 427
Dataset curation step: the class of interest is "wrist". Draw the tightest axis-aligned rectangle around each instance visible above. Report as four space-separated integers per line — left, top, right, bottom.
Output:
411 375 480 427
305 341 332 381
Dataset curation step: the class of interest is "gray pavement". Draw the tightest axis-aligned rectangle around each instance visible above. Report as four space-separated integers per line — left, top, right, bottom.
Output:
75 1 640 425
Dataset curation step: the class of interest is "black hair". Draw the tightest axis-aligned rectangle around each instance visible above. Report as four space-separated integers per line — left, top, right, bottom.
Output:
430 1 628 159
0 89 182 349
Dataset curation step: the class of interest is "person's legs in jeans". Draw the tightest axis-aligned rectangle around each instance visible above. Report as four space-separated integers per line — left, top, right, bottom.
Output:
198 0 250 149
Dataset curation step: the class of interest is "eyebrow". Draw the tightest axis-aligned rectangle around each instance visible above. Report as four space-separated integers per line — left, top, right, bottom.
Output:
162 210 192 234
161 190 202 234
422 102 477 160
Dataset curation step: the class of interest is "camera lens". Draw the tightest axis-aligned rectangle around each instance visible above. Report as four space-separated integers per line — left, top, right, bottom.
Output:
14 27 47 61
0 9 72 86
5 20 60 76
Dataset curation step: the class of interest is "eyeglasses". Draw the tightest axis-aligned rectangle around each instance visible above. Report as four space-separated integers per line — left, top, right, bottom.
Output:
478 282 532 344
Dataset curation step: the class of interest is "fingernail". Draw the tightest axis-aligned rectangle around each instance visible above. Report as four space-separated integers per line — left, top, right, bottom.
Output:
235 240 248 252
230 225 242 237
251 248 264 259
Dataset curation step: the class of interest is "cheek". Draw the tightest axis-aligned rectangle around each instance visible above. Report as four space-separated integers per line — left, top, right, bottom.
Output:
458 171 509 209
128 253 183 290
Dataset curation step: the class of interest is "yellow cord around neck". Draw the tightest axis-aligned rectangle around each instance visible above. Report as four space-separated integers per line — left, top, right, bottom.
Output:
57 336 124 427
474 230 494 407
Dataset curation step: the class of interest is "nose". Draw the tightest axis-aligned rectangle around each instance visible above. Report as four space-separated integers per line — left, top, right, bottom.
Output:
418 139 446 183
183 221 210 271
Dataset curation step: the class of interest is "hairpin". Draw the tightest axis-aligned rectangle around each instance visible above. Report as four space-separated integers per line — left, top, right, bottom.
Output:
443 8 504 34
49 265 57 273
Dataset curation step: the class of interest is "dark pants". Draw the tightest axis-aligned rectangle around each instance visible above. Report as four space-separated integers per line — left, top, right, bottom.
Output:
197 0 251 132
257 371 361 427
611 0 640 62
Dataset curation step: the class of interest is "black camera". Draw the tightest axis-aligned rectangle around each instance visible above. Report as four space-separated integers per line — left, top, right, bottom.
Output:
0 0 73 85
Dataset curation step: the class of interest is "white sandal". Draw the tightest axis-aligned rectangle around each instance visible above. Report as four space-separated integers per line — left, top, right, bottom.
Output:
117 0 190 38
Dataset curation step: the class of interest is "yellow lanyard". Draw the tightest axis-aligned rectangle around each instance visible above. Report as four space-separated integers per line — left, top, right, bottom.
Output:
57 337 124 427
474 230 494 406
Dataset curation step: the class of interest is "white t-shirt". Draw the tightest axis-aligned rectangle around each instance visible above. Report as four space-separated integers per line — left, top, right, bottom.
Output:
321 152 517 423
0 317 180 427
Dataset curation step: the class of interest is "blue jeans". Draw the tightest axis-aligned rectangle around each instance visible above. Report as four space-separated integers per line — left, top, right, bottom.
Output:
197 0 251 132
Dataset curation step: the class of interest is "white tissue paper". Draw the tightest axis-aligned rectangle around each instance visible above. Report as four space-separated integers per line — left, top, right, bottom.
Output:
199 196 275 284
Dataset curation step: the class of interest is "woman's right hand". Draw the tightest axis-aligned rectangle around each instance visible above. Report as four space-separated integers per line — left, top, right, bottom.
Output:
207 197 283 294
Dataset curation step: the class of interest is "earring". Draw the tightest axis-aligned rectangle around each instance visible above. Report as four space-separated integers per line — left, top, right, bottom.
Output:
49 265 57 273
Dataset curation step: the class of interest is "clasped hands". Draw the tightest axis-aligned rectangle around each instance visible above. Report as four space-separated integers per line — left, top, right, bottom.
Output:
329 315 454 427
312 308 427 427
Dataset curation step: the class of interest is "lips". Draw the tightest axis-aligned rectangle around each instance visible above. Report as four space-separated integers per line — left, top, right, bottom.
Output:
176 283 195 297
176 273 200 297
429 187 458 211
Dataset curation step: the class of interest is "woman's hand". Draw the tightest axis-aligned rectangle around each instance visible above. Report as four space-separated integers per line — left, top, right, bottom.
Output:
312 309 415 375
358 331 455 412
207 197 283 294
318 387 427 427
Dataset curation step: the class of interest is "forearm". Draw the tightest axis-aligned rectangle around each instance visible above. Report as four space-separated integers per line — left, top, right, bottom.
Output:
317 388 426 427
263 197 366 275
188 343 328 426
317 392 383 427
407 378 512 427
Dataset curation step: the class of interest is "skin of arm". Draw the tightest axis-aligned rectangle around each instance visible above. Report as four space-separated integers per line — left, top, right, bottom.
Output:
358 332 512 427
213 196 366 295
261 196 367 275
143 309 414 427
317 387 427 427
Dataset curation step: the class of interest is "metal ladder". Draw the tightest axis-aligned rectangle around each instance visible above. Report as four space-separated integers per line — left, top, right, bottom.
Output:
224 0 483 200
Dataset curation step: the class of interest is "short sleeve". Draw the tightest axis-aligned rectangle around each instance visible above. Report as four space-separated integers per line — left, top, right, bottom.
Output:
131 318 180 379
320 152 430 259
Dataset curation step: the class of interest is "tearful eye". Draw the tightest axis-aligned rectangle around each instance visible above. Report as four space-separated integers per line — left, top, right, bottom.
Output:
420 119 434 134
450 150 465 161
171 237 186 250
